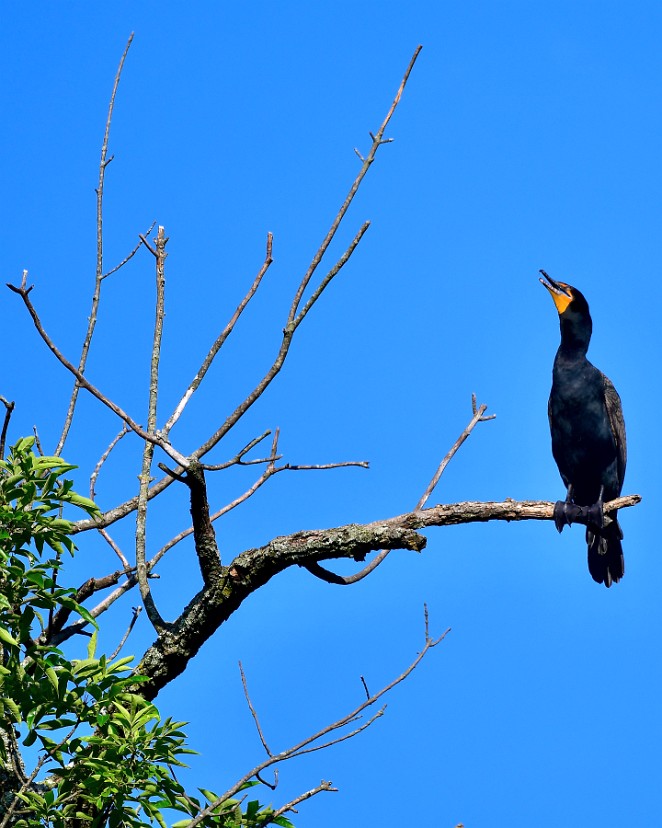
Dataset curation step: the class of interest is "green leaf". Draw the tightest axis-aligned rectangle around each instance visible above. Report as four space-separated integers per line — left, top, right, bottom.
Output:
0 625 18 647
44 665 59 690
23 729 37 747
64 492 101 516
87 629 98 659
15 436 35 452
1 696 20 720
153 810 167 828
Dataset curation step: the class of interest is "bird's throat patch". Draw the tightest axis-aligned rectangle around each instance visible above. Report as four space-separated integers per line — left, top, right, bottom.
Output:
552 291 573 315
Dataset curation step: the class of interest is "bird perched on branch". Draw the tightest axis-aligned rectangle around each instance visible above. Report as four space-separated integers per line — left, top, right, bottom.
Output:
540 270 627 587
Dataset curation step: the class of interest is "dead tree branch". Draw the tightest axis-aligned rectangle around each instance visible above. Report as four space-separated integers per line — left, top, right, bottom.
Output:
52 489 641 654
56 32 134 456
304 394 494 584
417 393 496 509
135 492 639 700
239 661 274 758
69 46 423 535
286 45 422 325
136 226 169 632
183 607 445 828
192 221 370 462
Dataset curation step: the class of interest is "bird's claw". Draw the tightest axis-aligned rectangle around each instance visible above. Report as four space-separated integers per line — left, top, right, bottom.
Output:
586 501 604 534
553 500 581 533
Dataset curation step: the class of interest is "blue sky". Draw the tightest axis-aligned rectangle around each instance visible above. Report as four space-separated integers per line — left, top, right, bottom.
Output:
1 2 661 826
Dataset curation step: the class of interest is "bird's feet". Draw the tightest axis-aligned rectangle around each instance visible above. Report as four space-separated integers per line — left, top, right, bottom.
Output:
553 500 583 533
586 501 604 534
554 499 605 535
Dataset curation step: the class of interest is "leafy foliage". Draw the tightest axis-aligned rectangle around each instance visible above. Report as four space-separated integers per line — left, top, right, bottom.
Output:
0 440 291 828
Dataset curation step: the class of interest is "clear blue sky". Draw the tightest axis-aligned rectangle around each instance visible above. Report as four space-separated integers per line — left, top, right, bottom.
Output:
1 3 660 826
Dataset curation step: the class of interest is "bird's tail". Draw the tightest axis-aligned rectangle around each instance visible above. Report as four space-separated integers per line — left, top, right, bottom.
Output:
587 514 624 588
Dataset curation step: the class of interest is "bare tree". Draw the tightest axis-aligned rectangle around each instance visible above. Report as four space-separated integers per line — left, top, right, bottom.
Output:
0 36 640 826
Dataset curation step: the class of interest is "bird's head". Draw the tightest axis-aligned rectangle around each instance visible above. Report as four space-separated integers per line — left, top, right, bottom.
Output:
539 269 592 350
539 270 590 317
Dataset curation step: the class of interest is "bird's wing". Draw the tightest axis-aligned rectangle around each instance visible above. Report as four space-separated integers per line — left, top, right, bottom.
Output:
603 374 627 485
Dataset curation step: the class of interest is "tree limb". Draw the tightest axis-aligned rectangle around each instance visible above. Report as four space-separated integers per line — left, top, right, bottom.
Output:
136 493 640 699
184 461 223 583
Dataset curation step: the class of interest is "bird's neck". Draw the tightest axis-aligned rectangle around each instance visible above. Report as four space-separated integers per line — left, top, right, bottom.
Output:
558 317 591 357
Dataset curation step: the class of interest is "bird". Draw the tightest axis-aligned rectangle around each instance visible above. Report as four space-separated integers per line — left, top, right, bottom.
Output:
539 270 627 587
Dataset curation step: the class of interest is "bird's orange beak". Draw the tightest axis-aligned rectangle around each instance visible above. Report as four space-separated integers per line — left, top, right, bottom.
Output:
539 269 573 314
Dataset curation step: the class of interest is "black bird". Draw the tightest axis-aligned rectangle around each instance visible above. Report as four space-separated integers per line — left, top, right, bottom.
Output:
540 270 627 587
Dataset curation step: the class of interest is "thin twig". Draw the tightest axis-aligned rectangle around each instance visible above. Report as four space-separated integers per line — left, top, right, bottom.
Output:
101 221 157 279
305 393 494 585
90 423 130 500
199 430 272 471
255 770 278 791
417 393 496 510
293 220 370 327
164 233 274 435
56 33 134 456
269 781 337 820
99 528 130 569
289 709 384 757
185 611 447 828
239 661 273 757
287 46 422 325
138 233 157 257
281 461 369 471
0 396 15 459
109 606 142 659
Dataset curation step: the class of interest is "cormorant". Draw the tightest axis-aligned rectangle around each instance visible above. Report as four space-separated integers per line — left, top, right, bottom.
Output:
540 270 627 587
